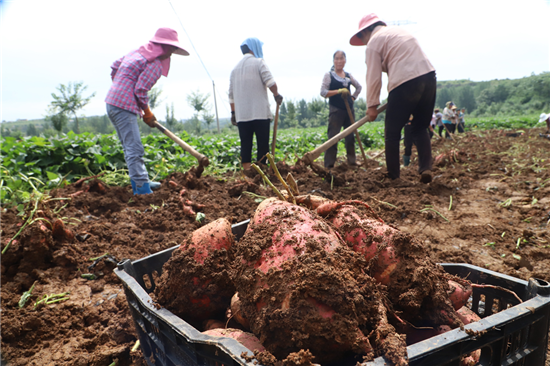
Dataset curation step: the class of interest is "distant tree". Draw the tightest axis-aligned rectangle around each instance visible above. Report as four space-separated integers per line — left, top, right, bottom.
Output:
297 99 308 123
457 86 476 113
436 87 452 109
165 103 177 129
279 102 288 124
48 81 95 134
187 90 210 115
187 90 213 133
48 112 69 133
203 112 215 131
283 100 298 128
26 124 38 136
148 87 164 110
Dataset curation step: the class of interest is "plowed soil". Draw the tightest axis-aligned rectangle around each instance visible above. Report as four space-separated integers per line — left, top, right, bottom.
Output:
2 126 550 366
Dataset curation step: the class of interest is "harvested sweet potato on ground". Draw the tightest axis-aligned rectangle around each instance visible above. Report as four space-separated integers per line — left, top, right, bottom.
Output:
203 328 265 352
51 219 74 242
154 218 236 325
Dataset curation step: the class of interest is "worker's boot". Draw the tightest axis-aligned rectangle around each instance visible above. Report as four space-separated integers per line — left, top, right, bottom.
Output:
134 181 153 195
149 182 161 190
420 170 432 184
403 155 410 167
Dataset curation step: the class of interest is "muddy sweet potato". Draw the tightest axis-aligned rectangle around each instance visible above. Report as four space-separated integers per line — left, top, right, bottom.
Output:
317 200 463 329
154 218 236 325
231 198 404 364
230 292 250 329
203 328 265 352
51 219 74 242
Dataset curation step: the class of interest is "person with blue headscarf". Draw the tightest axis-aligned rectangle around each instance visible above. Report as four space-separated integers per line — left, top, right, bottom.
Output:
228 37 283 170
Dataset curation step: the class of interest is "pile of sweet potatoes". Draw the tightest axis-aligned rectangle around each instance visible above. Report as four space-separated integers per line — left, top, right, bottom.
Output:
154 196 480 366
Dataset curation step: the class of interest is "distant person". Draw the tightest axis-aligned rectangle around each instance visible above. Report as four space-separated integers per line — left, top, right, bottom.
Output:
442 101 456 139
539 113 550 134
105 28 189 195
350 13 436 183
320 50 363 168
429 112 436 139
229 38 283 170
457 108 465 133
434 108 444 137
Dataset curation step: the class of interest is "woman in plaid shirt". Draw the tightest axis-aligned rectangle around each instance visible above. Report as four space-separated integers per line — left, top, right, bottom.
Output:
105 28 189 195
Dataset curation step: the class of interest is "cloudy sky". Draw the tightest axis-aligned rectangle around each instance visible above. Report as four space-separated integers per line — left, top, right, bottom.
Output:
1 0 549 123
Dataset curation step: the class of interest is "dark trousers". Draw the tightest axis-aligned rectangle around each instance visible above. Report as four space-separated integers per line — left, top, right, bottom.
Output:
438 125 444 137
324 107 356 168
444 124 456 139
385 71 436 179
404 123 413 156
238 119 270 164
457 122 465 133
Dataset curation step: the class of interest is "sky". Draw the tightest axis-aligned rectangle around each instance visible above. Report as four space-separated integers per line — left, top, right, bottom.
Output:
1 0 549 123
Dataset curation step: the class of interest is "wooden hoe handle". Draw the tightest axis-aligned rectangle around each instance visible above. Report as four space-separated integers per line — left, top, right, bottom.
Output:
302 103 387 165
154 121 210 167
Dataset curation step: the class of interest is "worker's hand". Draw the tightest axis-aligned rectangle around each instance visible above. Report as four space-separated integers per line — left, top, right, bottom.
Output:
231 111 237 126
338 88 350 96
366 106 379 122
142 106 157 127
274 94 283 105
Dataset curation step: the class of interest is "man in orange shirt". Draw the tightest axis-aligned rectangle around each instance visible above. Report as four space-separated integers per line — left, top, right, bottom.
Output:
350 13 436 183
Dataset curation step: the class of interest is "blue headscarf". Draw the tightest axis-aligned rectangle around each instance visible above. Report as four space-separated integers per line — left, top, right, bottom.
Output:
241 37 264 59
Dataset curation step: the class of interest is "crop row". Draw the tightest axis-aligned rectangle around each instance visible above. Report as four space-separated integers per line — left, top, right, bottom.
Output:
0 114 540 207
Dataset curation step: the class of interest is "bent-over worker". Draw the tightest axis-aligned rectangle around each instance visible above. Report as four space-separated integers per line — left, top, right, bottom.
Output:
539 113 550 134
350 13 436 183
105 28 189 195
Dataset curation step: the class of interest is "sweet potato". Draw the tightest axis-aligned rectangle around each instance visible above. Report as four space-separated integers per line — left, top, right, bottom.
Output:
457 307 482 366
169 180 179 188
202 328 265 352
230 292 249 329
51 219 74 242
231 198 398 363
318 200 463 329
186 218 234 264
154 218 236 324
203 319 226 331
448 280 473 310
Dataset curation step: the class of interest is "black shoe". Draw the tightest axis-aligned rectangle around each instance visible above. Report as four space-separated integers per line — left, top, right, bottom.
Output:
420 170 432 184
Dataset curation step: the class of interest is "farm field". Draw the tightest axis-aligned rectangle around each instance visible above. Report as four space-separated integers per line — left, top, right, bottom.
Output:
1 124 550 366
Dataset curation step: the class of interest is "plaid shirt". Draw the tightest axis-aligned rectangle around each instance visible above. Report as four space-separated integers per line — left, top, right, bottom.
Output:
105 50 162 115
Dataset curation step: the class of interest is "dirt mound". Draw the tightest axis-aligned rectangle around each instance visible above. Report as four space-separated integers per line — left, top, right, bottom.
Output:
2 126 549 365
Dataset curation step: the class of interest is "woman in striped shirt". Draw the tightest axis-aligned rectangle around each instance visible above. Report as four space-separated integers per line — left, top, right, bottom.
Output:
105 28 189 195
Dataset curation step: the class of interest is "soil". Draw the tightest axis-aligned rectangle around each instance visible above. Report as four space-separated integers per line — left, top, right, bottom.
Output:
2 126 550 366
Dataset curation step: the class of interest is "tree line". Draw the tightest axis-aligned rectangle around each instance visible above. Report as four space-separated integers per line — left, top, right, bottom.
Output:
2 72 549 138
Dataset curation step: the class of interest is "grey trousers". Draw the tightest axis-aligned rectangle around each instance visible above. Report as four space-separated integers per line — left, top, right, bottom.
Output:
324 107 356 168
106 104 149 186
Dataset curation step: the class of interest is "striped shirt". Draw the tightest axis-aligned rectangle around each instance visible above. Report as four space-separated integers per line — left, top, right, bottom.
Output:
105 50 162 115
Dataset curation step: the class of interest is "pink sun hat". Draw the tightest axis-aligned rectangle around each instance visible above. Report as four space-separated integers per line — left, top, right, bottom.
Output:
349 13 386 46
150 27 189 56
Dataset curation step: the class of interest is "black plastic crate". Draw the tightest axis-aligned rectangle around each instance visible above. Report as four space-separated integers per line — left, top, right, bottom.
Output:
115 220 550 366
